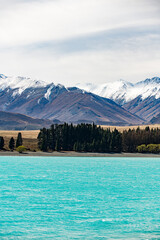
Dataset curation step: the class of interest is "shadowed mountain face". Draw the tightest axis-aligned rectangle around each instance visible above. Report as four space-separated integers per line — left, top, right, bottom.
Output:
150 113 160 124
123 96 160 121
0 81 143 125
0 111 52 130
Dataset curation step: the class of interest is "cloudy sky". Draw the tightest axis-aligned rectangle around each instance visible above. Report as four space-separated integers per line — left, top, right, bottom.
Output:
0 0 160 86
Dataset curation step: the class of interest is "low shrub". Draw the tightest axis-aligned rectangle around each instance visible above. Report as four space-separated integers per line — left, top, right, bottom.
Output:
137 144 147 153
146 144 160 153
137 144 160 154
16 145 26 153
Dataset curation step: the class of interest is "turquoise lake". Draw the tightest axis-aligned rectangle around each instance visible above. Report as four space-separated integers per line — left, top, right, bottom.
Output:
0 157 159 239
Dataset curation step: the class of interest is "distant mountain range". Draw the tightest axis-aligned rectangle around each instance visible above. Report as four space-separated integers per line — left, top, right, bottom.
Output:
0 74 160 129
77 77 160 121
0 74 143 127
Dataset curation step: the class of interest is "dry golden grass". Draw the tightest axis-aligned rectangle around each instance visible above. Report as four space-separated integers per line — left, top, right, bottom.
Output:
0 130 39 151
0 130 39 139
101 124 160 132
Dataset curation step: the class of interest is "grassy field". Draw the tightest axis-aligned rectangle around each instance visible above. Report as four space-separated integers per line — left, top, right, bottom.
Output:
0 130 39 139
0 130 39 151
0 124 160 151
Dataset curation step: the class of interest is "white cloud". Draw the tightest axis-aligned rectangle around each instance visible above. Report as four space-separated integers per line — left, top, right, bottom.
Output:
0 0 159 47
0 0 160 85
1 34 160 86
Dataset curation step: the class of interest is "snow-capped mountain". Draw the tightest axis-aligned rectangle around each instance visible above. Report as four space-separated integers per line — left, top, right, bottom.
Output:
1 74 160 106
0 74 47 95
0 74 143 126
1 73 160 123
0 74 46 89
76 77 160 121
76 77 160 105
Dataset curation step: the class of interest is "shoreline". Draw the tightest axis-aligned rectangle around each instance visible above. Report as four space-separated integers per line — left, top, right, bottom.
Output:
0 151 160 158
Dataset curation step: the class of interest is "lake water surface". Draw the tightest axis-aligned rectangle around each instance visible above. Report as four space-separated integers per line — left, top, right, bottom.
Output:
0 157 159 239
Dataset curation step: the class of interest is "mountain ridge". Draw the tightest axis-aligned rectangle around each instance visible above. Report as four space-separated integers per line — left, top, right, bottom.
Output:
0 111 52 130
0 74 143 126
1 74 159 124
1 74 160 104
76 77 160 104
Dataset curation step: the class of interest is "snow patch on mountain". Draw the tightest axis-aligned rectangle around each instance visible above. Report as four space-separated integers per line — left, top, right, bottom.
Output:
44 83 55 100
0 74 47 95
76 77 160 104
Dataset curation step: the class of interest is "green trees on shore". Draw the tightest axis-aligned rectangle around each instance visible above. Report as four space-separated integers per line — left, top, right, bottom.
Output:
38 123 122 152
37 124 160 153
1 125 160 153
122 127 160 152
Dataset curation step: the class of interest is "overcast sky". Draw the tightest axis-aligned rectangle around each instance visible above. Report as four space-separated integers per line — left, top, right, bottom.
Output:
0 0 160 86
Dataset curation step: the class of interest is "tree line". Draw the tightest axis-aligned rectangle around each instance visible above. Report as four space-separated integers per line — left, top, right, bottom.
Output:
1 124 160 153
38 123 122 152
38 124 160 153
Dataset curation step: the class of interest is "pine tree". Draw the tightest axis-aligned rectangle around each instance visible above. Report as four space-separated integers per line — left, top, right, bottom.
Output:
49 125 56 150
55 139 60 151
16 132 23 148
0 136 4 150
9 137 15 151
37 128 48 151
73 142 77 152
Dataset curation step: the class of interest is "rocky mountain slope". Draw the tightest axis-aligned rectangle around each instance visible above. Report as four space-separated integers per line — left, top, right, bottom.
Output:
123 96 160 122
0 74 143 125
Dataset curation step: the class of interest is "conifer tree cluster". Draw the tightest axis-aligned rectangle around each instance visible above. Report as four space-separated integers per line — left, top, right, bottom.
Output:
37 123 122 153
37 124 160 153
